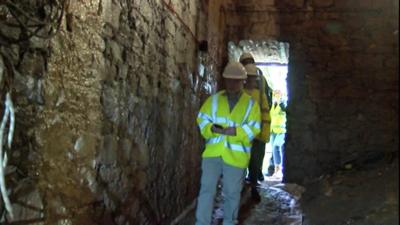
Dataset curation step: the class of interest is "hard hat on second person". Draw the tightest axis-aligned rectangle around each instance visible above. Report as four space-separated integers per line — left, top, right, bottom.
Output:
273 90 283 97
222 62 247 79
244 64 259 76
239 52 254 63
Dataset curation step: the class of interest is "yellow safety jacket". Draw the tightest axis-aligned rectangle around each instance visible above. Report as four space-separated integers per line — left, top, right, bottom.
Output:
244 88 271 143
270 103 286 134
197 90 261 168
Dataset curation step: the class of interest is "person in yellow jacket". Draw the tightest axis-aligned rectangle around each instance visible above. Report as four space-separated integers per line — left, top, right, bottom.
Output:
243 64 271 201
195 62 261 225
239 52 275 178
270 90 287 179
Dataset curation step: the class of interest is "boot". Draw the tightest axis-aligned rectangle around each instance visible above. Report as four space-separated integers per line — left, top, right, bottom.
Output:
266 164 275 176
272 165 282 179
257 170 265 181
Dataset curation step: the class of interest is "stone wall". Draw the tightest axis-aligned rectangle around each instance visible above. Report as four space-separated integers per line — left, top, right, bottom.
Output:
97 1 208 223
208 0 238 89
227 0 399 183
0 0 228 224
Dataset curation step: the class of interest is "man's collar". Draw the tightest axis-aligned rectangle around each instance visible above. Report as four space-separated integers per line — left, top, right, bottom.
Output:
223 90 243 97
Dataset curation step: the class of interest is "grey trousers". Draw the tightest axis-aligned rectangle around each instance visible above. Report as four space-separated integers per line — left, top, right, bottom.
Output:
195 157 246 225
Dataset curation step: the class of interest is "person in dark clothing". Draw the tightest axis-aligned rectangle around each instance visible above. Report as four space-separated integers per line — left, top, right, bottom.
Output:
239 52 275 178
239 52 274 202
243 64 271 202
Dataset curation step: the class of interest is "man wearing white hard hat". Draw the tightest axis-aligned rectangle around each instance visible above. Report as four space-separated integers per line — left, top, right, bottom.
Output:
195 62 261 225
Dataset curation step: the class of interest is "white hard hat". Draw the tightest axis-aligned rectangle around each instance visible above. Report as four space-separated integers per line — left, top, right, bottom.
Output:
244 64 258 76
239 52 254 63
222 62 247 79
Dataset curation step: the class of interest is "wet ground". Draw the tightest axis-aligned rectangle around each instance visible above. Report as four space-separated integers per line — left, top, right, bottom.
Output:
181 156 398 225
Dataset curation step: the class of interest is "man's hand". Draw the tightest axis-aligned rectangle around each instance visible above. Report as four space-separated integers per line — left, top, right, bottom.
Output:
211 125 236 136
211 124 224 134
223 127 236 136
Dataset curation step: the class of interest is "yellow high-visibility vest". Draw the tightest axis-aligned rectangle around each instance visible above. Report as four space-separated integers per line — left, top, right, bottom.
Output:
197 90 261 168
270 103 286 134
244 88 270 143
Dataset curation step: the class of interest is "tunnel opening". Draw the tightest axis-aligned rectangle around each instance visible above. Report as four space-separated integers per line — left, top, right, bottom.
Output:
228 39 289 182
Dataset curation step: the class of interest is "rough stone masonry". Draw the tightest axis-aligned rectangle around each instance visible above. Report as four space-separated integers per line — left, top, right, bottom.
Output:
226 0 399 183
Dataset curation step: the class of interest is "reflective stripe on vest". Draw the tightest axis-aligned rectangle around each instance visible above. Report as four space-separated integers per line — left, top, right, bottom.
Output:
228 142 251 153
198 119 209 130
206 136 224 144
242 124 254 140
198 112 212 121
197 112 211 130
242 99 254 125
212 94 218 121
248 120 261 129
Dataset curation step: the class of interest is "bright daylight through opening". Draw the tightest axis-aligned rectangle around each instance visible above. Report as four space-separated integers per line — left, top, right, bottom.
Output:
228 40 289 181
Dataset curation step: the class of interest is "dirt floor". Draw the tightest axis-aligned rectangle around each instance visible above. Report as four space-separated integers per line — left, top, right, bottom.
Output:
299 155 398 225
182 155 398 225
